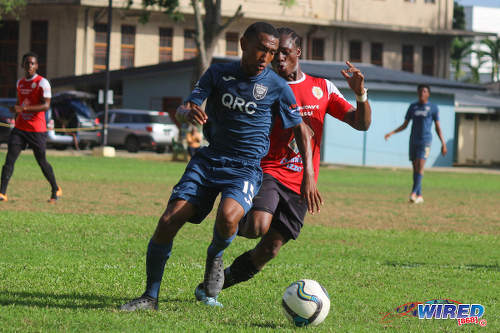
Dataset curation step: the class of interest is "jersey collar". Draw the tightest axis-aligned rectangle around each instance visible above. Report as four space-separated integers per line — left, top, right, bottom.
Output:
24 74 39 81
287 72 306 85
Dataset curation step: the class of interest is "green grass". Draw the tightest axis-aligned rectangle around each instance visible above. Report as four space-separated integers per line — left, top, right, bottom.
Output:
0 153 499 332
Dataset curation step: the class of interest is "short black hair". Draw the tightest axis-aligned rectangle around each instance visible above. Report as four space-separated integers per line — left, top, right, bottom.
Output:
243 22 279 40
277 27 302 49
22 52 39 64
417 84 431 93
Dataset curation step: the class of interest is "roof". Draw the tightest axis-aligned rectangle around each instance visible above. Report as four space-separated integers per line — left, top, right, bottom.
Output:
455 91 500 113
297 60 485 93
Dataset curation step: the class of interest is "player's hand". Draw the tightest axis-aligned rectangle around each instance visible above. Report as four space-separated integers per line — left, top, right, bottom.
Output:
300 173 323 214
441 144 447 156
14 105 24 114
183 102 207 125
341 61 365 96
384 133 392 141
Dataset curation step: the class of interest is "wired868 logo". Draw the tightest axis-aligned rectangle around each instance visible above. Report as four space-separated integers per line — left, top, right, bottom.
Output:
381 299 487 327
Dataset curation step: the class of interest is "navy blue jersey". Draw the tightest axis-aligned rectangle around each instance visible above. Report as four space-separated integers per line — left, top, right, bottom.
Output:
187 61 301 160
405 102 439 145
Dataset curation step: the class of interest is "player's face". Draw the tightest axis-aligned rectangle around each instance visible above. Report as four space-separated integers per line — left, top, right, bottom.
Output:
418 87 430 103
23 56 38 77
241 32 279 76
272 34 301 80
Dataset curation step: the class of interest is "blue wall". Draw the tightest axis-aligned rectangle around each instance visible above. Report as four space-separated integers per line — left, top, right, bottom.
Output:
122 68 193 109
322 89 455 167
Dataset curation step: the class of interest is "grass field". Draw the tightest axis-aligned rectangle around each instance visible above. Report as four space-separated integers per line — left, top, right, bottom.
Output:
0 152 499 332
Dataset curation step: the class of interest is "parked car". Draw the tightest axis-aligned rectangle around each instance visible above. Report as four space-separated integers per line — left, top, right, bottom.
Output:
46 91 101 149
98 109 179 153
0 98 17 144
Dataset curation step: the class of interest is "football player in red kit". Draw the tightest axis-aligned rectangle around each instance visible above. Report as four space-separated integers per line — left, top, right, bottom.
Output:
195 27 372 306
0 52 61 203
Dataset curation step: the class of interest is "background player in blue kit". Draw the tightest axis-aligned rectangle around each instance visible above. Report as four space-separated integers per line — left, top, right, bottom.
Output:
120 22 321 311
385 84 447 203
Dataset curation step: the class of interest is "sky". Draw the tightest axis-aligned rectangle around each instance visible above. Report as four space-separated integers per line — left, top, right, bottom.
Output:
456 0 500 7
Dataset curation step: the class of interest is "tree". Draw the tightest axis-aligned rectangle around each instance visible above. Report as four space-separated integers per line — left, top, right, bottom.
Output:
0 0 25 20
466 51 488 83
450 37 473 81
452 0 465 30
129 0 243 80
480 38 500 82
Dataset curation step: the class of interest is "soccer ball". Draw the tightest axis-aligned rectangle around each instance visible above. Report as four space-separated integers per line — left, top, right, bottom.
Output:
282 279 331 327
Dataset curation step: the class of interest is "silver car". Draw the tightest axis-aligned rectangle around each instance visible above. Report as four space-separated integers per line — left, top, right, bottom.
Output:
102 109 179 153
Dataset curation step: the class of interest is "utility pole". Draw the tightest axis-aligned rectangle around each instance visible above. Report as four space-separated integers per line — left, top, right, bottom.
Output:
102 0 112 146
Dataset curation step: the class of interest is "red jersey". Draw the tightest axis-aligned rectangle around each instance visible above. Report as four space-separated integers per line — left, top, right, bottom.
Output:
261 74 353 194
16 74 51 132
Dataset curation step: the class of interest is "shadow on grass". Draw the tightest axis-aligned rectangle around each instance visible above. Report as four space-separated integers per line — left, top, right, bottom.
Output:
0 290 125 309
385 261 500 271
0 290 199 310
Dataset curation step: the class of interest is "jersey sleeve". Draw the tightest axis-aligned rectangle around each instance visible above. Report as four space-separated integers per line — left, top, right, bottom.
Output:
278 84 302 129
39 78 52 98
186 65 215 106
405 104 413 121
432 104 439 121
325 79 353 121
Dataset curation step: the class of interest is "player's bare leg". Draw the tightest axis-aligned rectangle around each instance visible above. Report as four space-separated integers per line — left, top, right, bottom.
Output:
120 200 196 311
238 210 273 239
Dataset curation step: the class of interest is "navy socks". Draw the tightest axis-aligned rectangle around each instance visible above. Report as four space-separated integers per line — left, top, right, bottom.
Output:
144 239 172 299
412 172 423 195
207 225 237 259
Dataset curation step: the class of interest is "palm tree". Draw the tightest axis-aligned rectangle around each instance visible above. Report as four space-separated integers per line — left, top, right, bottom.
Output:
466 51 488 83
450 38 474 81
480 38 500 82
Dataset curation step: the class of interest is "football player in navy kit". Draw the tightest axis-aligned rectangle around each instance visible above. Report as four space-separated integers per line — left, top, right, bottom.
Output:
385 84 447 203
120 22 322 311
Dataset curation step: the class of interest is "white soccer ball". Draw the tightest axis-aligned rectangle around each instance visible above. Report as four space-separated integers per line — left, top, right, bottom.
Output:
282 279 331 327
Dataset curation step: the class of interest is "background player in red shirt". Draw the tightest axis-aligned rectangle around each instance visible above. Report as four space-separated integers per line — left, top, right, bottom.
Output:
0 52 61 203
195 27 372 305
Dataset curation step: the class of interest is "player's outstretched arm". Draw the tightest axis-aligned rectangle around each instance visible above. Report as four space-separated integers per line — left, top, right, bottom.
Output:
176 102 208 126
434 120 447 156
293 122 323 214
384 119 409 140
341 61 371 131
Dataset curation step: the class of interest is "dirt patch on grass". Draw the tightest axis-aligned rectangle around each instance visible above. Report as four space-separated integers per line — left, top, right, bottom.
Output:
1 179 498 236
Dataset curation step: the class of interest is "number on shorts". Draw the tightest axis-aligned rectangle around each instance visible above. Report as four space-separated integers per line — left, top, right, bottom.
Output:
242 180 255 206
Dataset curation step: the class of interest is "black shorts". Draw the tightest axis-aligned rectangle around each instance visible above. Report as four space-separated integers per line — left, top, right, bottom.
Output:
252 173 307 240
9 127 47 151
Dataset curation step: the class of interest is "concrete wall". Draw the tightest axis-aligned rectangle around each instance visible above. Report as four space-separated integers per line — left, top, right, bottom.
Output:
457 114 500 164
322 89 455 167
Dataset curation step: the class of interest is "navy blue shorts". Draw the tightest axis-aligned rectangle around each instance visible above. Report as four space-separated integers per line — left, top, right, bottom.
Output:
169 147 262 224
409 143 431 161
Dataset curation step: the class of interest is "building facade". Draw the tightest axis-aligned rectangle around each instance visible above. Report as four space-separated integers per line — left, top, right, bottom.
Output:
1 0 459 97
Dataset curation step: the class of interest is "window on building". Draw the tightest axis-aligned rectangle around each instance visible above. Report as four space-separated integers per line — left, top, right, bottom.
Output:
159 27 173 63
93 23 107 72
121 25 135 69
424 0 435 3
31 21 48 76
226 32 239 56
311 38 324 60
402 45 414 72
422 46 434 76
371 42 383 66
184 29 198 60
349 41 362 63
0 21 19 97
